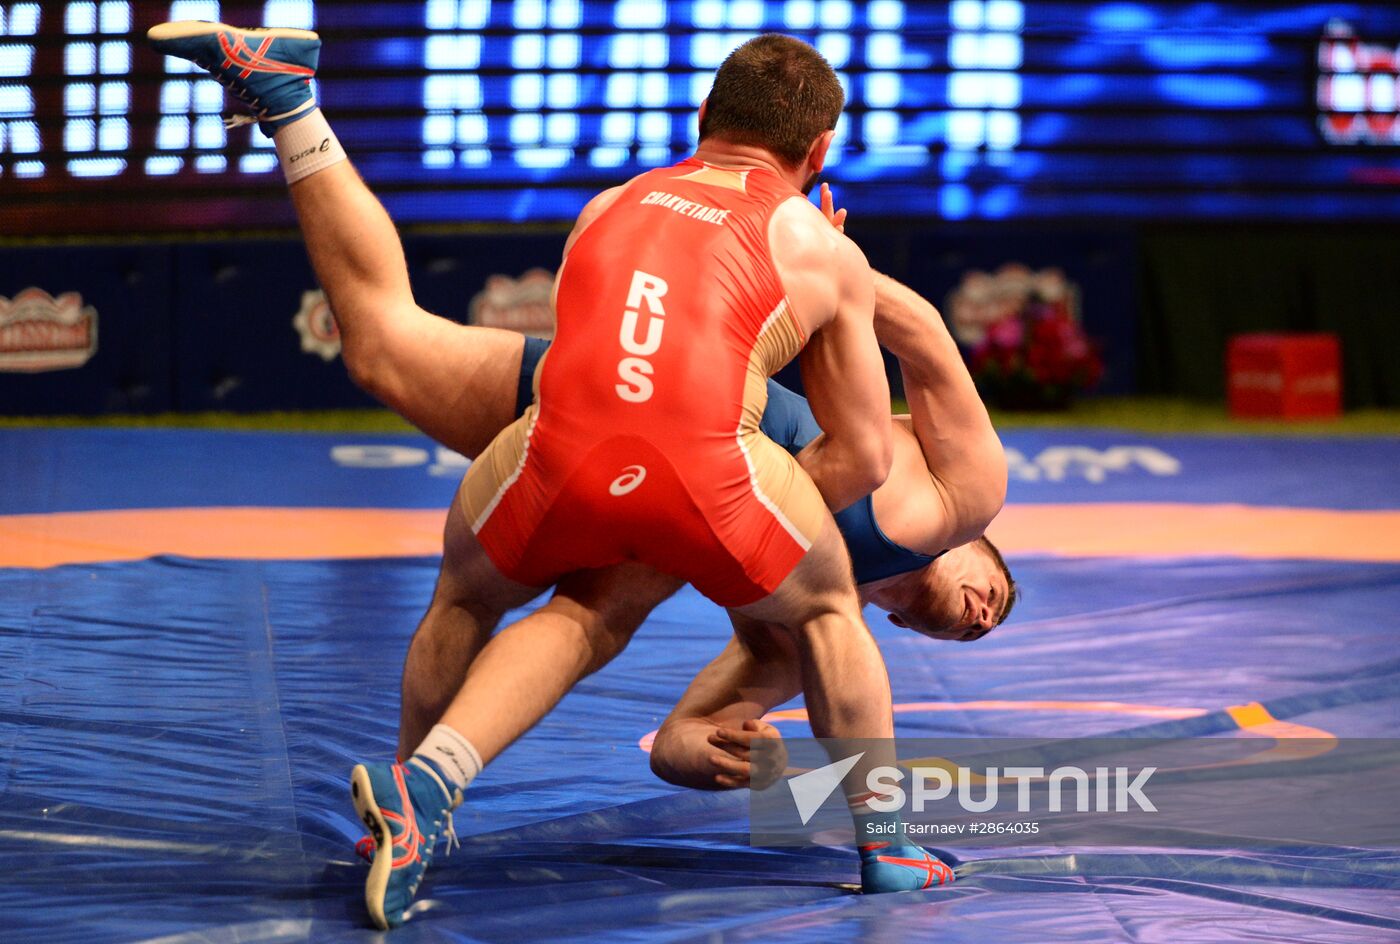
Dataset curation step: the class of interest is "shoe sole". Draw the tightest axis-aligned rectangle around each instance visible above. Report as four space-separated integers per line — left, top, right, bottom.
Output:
350 764 393 930
147 21 319 43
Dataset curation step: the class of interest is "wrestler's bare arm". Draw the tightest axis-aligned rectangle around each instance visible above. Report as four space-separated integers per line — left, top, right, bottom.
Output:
808 188 1002 549
649 616 801 790
875 272 1007 548
770 198 893 511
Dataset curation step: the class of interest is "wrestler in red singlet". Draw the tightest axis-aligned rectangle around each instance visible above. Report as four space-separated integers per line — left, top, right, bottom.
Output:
458 157 829 606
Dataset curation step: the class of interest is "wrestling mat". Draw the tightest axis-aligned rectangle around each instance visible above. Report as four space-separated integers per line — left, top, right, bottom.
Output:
2 427 1397 942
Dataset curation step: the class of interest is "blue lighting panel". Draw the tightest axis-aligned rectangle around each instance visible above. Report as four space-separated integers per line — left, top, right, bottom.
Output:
3 1 1399 233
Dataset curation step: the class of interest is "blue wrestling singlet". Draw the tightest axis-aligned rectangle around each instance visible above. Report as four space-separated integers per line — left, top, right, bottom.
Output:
516 337 941 585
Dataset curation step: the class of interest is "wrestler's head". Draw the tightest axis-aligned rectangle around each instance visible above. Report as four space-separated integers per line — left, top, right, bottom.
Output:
863 537 1017 642
697 34 845 193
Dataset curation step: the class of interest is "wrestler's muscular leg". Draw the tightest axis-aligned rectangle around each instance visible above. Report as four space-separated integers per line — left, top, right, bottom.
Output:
396 498 536 758
736 516 894 749
398 497 681 756
419 500 683 763
742 524 955 893
430 512 887 779
284 160 525 458
283 160 564 756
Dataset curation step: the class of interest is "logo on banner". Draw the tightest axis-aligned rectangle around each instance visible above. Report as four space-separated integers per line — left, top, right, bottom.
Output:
330 444 470 477
468 268 555 338
292 289 341 361
1317 19 1400 146
1006 446 1181 483
0 288 98 372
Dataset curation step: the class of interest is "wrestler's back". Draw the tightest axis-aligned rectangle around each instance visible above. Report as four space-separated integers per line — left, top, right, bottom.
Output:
462 159 831 605
538 159 804 458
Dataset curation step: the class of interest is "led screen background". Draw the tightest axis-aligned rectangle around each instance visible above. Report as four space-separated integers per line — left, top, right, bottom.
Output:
3 1 1399 235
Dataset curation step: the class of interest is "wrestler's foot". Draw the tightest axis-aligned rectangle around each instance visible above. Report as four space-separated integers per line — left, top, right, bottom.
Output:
350 759 459 929
860 842 955 892
147 21 320 135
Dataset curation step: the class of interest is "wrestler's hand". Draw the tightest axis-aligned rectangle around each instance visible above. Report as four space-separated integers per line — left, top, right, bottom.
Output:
706 719 788 790
819 182 847 234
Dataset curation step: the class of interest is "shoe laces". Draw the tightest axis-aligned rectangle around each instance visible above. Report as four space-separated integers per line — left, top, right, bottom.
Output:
354 817 458 862
189 57 267 128
437 815 460 857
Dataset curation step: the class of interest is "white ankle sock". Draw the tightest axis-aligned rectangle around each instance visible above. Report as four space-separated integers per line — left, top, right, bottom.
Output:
272 108 346 184
412 724 483 795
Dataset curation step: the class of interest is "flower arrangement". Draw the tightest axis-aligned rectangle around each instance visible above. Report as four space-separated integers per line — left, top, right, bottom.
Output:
947 264 1103 410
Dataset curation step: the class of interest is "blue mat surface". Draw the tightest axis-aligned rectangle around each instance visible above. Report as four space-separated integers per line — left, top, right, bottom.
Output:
1 428 1398 942
3 427 1399 513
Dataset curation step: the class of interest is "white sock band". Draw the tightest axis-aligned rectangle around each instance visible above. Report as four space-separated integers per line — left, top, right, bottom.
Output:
413 724 484 794
272 108 346 184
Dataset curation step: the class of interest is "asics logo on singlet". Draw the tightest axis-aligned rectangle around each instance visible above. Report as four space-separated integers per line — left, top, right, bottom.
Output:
615 270 669 403
608 465 647 496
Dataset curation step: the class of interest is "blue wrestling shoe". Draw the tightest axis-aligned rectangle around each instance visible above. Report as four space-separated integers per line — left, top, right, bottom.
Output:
350 759 460 929
860 842 956 892
147 21 320 135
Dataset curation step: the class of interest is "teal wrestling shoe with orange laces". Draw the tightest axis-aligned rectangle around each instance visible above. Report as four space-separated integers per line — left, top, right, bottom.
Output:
147 21 320 135
860 840 956 892
855 805 956 892
350 758 460 929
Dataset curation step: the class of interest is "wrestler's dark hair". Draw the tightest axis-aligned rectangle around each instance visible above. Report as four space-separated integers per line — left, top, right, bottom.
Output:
698 34 845 167
977 535 1018 627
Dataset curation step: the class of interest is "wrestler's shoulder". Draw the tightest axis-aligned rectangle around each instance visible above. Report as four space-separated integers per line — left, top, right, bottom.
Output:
566 178 644 252
770 196 867 270
872 424 956 550
577 182 630 223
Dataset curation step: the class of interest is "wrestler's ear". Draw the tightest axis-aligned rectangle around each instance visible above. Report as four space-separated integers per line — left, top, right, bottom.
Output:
697 98 709 138
807 129 835 173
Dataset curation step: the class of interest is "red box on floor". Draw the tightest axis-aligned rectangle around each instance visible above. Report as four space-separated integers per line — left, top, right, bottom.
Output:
1227 333 1342 419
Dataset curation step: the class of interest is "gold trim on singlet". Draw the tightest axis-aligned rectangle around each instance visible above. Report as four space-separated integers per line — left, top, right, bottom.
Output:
460 405 539 534
734 298 825 550
675 164 751 192
741 297 805 426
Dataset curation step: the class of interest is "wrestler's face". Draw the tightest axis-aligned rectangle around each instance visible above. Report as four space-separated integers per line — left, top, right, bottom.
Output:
868 543 1007 642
